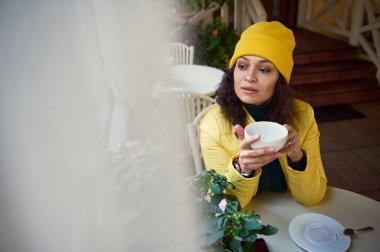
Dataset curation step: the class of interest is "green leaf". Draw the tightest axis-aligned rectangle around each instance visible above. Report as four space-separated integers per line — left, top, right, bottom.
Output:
210 194 225 205
239 227 250 237
229 238 243 252
242 241 255 252
243 218 263 230
212 243 226 252
209 204 223 214
226 201 239 213
207 230 225 246
208 40 218 50
217 215 231 230
210 183 223 194
259 225 279 236
241 233 257 242
225 194 238 202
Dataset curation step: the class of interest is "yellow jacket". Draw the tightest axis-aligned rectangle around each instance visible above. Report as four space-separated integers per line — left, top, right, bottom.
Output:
199 99 327 208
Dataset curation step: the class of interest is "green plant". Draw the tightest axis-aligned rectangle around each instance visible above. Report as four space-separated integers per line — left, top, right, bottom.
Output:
166 0 233 10
197 18 239 70
190 169 278 252
166 0 193 6
202 0 233 9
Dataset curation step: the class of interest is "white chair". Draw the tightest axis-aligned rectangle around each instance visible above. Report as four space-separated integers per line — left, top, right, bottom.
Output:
167 42 194 65
187 103 218 174
163 88 216 156
166 88 215 125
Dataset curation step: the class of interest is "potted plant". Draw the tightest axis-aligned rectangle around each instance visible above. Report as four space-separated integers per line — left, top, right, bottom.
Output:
190 169 278 251
197 17 239 69
191 0 234 10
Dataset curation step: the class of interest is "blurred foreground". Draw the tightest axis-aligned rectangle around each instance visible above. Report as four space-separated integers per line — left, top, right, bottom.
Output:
0 1 197 251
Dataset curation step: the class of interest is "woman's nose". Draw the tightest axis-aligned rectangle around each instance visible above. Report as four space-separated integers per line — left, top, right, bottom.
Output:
244 71 257 83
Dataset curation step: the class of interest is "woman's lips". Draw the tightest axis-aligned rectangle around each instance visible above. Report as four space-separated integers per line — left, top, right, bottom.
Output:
241 86 258 94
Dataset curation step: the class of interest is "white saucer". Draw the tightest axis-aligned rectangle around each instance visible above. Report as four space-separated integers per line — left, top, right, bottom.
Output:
289 213 350 252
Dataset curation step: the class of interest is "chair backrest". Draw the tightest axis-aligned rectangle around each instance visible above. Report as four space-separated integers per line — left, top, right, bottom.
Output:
166 88 216 129
187 103 217 174
163 88 216 155
167 42 194 65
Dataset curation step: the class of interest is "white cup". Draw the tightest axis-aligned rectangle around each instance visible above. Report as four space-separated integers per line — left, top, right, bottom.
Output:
244 121 288 151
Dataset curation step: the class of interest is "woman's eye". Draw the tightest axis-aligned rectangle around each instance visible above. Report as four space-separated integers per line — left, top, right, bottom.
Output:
237 64 248 70
258 67 270 73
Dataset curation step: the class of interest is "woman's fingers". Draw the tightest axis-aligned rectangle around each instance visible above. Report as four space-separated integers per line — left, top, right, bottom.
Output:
242 147 277 157
280 124 304 161
284 124 295 138
236 124 282 171
234 124 245 141
240 153 280 170
239 147 280 170
241 135 260 149
235 124 262 149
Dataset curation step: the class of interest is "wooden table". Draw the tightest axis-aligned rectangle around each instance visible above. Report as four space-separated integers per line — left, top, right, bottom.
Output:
245 186 380 251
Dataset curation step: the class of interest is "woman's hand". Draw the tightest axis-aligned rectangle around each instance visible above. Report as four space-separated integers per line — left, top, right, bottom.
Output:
280 124 304 162
235 124 281 174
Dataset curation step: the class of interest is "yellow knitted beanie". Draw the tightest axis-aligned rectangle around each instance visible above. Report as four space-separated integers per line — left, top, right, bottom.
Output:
229 21 295 83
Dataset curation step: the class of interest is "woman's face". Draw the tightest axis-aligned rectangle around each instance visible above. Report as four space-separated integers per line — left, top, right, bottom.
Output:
233 55 279 105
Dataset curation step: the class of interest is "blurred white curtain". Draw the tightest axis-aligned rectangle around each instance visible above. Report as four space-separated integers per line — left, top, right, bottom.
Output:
0 1 197 252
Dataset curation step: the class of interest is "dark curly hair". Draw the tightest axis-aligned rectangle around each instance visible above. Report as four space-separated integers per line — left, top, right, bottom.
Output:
215 68 296 128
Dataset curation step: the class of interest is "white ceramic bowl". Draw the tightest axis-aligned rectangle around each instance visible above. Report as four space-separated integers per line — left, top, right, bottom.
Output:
244 121 288 151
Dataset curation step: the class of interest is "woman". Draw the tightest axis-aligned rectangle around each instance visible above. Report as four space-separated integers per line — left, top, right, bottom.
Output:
200 21 327 208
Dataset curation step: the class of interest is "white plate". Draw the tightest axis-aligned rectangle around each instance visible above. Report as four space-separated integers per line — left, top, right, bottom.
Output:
289 213 350 252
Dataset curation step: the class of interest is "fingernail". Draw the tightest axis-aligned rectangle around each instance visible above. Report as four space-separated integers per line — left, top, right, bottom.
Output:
265 147 275 152
252 135 259 140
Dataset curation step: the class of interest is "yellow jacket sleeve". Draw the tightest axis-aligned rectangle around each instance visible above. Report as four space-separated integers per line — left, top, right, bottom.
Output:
199 106 261 207
281 101 327 206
